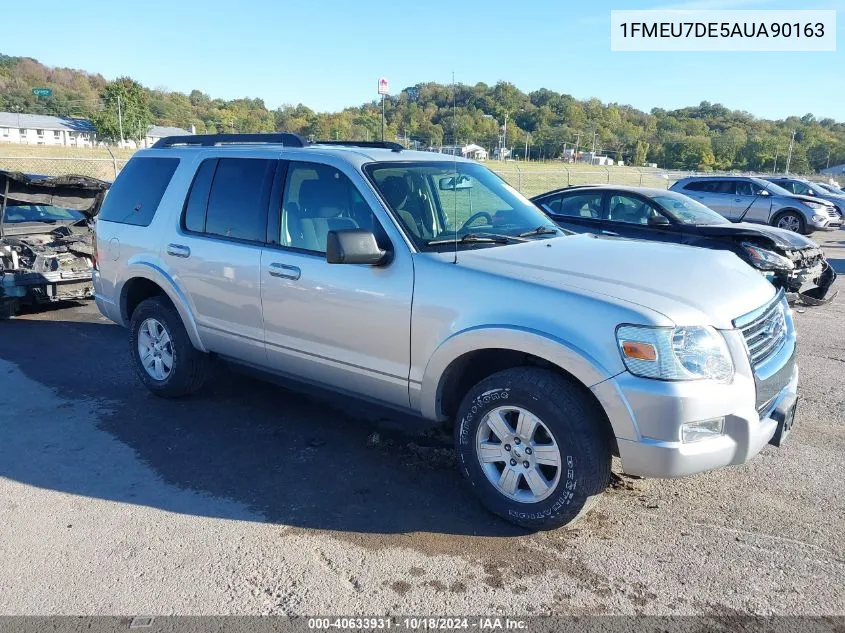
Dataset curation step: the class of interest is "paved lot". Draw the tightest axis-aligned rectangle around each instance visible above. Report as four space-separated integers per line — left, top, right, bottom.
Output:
0 233 843 616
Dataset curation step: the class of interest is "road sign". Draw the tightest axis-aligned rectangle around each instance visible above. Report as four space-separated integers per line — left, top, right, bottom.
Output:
32 88 52 97
377 77 389 95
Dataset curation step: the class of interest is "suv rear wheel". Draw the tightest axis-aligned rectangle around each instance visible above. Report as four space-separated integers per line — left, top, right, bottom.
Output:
129 297 210 397
454 367 611 530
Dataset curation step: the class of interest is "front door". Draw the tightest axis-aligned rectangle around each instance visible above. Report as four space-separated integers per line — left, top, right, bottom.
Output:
260 160 414 409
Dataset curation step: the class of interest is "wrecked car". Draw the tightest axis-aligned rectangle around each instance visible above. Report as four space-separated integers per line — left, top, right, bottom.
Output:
0 170 110 317
531 185 837 305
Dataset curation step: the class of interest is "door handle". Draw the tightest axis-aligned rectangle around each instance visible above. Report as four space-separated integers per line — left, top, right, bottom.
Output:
167 243 191 258
268 263 301 280
601 230 618 236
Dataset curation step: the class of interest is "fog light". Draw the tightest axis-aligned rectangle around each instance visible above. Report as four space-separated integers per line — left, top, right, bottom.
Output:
681 417 725 443
812 215 825 223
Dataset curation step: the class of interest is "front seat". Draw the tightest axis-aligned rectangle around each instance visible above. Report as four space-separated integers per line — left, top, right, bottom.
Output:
297 179 358 252
380 176 432 239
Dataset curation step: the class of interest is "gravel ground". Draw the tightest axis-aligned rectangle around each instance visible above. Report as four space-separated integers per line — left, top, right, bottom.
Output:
0 232 843 616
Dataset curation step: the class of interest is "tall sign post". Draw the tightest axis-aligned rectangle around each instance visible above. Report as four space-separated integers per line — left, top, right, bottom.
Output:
378 77 389 141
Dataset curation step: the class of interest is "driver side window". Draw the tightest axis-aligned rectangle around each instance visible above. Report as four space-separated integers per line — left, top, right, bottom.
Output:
280 162 381 254
606 194 659 225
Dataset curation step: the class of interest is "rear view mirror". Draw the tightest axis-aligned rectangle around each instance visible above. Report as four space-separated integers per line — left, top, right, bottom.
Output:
326 229 388 265
439 175 473 191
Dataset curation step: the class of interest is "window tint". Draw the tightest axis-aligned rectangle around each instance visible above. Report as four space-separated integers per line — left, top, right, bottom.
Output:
735 181 754 196
183 158 217 233
557 193 603 218
281 162 379 253
791 181 812 195
772 180 793 193
204 158 275 242
682 180 714 192
607 194 660 225
98 157 179 226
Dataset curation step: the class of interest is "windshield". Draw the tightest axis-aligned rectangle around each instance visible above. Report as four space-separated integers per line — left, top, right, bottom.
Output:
819 183 845 194
2 204 85 224
651 192 729 225
753 179 792 196
364 161 561 250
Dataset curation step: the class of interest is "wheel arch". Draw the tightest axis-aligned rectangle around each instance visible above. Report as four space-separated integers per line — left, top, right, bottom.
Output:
119 262 207 352
418 327 622 448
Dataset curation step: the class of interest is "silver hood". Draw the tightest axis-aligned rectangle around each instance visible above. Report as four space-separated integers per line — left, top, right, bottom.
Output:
454 234 775 329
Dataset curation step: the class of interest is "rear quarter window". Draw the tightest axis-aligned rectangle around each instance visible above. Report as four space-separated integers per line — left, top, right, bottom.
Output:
98 157 180 226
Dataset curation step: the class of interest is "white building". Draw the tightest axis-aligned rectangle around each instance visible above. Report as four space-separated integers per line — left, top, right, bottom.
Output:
431 143 489 161
581 152 614 166
0 112 96 147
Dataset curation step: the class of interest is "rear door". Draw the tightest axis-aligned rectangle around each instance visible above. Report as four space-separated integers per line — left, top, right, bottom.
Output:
169 156 276 366
539 190 605 234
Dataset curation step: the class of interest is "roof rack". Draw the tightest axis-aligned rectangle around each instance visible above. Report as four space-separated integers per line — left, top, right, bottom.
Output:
152 132 306 149
313 140 404 152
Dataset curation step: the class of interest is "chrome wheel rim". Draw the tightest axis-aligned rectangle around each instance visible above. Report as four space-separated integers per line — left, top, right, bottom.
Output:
475 405 562 503
777 215 801 232
137 318 174 381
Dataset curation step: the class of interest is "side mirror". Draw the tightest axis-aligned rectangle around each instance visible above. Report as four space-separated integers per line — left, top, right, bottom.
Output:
758 189 771 196
326 229 388 265
647 215 671 227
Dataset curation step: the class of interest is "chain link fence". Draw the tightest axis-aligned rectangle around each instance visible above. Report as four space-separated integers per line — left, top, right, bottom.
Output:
486 164 691 198
0 156 128 181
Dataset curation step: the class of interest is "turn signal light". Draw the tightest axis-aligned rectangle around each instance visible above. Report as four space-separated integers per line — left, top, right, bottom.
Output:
621 341 657 361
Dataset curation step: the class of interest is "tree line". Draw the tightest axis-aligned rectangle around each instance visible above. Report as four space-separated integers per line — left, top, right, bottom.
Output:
1 53 843 173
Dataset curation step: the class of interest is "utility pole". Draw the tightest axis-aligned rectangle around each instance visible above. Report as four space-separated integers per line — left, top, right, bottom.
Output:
772 149 778 174
784 129 796 174
827 150 831 169
501 112 509 161
591 130 598 162
381 93 385 141
117 94 124 145
524 132 529 162
574 133 582 163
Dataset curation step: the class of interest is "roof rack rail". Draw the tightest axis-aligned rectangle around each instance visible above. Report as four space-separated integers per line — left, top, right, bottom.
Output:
152 132 306 149
313 140 404 152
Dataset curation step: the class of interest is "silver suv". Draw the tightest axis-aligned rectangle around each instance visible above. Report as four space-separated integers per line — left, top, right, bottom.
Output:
94 134 799 530
671 175 841 234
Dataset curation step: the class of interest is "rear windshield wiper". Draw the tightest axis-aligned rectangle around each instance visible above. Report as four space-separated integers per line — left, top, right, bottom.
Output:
518 225 560 238
428 232 527 246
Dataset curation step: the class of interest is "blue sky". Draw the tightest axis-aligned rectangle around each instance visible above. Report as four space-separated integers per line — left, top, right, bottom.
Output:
2 0 843 120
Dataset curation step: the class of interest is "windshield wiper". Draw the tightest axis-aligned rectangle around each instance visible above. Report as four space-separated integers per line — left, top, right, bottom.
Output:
518 225 560 238
428 232 526 246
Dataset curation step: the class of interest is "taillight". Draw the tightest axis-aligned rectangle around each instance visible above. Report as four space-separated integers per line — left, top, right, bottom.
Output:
92 225 99 270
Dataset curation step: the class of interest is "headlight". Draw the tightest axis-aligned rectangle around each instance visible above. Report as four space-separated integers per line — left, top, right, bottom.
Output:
805 201 827 209
741 242 795 271
616 325 734 383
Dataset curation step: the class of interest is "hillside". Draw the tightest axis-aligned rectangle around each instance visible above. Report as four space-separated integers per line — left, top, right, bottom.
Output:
1 53 843 174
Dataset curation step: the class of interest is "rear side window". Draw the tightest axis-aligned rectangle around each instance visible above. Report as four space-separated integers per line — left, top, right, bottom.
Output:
558 192 603 218
98 157 179 226
182 158 276 243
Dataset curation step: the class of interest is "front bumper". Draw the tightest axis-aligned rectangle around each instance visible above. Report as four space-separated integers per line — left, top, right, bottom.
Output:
592 326 798 478
1 269 94 303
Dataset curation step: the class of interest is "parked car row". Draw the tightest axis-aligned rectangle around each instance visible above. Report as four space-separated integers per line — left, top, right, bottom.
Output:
531 184 837 305
88 134 802 530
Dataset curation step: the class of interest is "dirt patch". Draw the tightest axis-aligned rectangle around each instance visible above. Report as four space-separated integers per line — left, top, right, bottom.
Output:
389 580 412 596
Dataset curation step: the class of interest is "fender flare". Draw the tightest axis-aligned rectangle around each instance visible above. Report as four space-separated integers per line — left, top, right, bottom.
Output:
119 260 208 352
418 325 616 421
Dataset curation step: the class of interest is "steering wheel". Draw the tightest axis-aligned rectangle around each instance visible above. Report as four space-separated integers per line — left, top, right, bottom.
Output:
460 211 493 231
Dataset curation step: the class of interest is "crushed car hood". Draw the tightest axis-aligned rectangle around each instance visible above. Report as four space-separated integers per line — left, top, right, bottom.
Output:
0 170 110 222
453 234 775 329
695 222 818 250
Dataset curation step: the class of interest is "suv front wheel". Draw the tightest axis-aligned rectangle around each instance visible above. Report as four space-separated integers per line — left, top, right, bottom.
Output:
455 367 611 530
129 296 210 397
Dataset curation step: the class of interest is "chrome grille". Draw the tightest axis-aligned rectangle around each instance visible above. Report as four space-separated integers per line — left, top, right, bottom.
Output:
736 294 788 369
827 208 839 219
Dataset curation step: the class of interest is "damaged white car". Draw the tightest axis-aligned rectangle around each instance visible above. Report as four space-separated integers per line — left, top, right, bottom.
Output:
0 170 110 317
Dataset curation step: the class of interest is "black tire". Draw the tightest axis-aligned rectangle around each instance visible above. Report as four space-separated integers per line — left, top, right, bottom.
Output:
772 210 807 235
0 299 20 320
454 367 611 530
129 296 209 398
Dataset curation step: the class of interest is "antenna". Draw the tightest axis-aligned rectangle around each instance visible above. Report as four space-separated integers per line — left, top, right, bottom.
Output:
452 71 459 265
